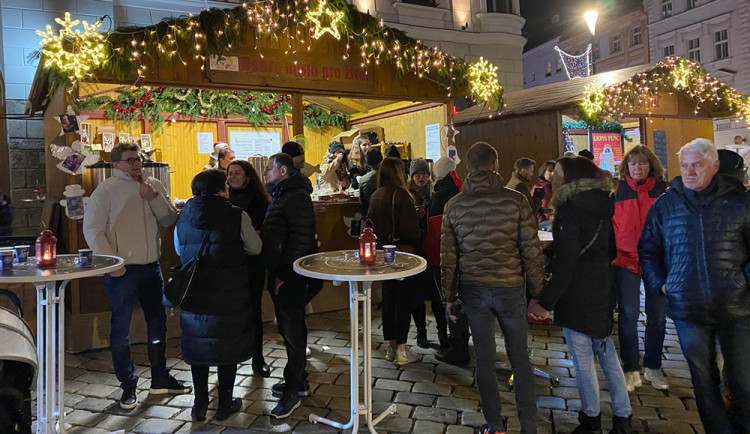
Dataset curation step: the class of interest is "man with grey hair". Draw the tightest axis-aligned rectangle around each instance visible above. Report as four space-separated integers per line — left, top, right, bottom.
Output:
639 138 750 433
84 142 190 411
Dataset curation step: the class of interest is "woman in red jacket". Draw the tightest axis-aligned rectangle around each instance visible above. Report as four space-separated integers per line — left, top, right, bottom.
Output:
612 146 668 392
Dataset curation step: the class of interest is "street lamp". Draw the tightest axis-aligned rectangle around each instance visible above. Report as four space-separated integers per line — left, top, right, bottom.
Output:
584 10 598 75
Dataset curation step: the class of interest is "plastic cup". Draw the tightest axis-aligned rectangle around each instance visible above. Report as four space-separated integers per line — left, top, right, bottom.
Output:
78 249 93 267
383 245 396 264
0 250 14 270
14 245 29 263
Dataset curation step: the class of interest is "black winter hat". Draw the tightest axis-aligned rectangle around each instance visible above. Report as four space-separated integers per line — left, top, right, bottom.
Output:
328 142 345 154
385 145 401 159
364 147 383 167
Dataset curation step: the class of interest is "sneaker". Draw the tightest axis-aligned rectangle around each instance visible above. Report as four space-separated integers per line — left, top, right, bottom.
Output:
119 387 137 410
271 381 311 398
267 393 301 419
149 375 193 395
644 368 669 390
393 349 415 366
478 423 507 434
624 371 642 392
306 346 312 357
385 346 396 362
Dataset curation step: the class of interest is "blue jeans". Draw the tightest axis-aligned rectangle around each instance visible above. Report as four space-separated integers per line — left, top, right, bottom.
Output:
105 262 169 389
462 285 536 434
563 328 632 418
614 266 667 372
673 319 750 433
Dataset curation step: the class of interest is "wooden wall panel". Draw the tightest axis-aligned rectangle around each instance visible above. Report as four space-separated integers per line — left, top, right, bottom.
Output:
352 106 444 160
157 121 220 200
643 117 714 181
302 125 344 178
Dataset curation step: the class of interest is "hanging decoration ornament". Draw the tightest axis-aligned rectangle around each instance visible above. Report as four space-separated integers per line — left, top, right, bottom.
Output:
306 0 345 40
555 45 591 80
59 184 89 220
468 57 503 109
670 60 692 89
50 141 97 175
581 82 606 118
55 108 89 136
35 12 106 86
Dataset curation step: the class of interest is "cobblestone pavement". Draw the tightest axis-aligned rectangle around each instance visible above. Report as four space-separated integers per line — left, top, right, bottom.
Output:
47 306 704 434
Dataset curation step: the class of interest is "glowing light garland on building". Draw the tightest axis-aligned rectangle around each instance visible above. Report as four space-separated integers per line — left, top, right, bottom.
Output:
555 45 591 80
468 57 503 108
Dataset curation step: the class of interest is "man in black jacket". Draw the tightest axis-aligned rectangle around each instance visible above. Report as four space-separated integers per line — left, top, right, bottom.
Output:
261 153 317 419
640 139 750 433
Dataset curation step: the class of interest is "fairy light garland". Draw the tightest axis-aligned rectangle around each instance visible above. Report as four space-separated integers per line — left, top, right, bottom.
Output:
35 4 504 110
468 57 502 107
581 57 750 124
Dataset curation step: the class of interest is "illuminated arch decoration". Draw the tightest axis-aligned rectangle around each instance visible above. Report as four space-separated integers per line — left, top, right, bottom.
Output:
555 45 591 80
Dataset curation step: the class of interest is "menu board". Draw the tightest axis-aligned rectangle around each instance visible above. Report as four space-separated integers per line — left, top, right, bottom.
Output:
653 130 668 178
229 130 281 160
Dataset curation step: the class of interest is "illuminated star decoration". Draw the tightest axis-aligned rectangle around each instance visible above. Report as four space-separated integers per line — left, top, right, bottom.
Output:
671 60 692 89
35 12 106 86
306 0 345 40
555 45 591 79
582 82 606 118
468 57 501 106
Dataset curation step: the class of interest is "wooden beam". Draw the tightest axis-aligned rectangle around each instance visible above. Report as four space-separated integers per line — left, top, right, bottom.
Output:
330 97 369 114
349 102 444 125
292 93 304 138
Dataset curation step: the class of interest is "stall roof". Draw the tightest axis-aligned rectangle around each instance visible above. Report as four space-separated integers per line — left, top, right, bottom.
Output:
454 64 654 124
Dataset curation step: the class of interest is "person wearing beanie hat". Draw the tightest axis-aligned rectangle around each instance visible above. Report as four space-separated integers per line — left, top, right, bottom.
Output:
281 141 304 168
319 141 350 191
359 148 384 213
204 142 229 171
432 157 457 182
385 145 401 159
579 149 595 161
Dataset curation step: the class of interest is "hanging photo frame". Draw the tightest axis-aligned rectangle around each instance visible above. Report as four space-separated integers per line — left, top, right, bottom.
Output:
140 134 152 151
102 133 115 152
118 133 129 143
79 123 92 146
59 114 79 134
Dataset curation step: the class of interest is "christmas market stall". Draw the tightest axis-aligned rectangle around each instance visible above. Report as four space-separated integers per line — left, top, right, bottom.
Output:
452 58 750 180
17 2 504 350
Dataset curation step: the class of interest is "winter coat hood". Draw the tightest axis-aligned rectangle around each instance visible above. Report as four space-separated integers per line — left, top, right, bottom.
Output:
184 194 234 230
552 177 613 220
462 170 505 195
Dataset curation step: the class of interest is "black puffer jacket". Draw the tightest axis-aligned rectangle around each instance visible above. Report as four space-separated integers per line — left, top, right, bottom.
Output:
639 175 750 324
261 172 317 282
175 195 254 366
229 185 269 230
429 174 460 217
538 178 615 338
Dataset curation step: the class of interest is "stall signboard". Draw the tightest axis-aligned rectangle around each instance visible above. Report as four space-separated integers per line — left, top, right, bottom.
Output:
197 132 214 154
591 132 623 172
653 130 668 178
425 123 441 162
229 130 281 160
207 48 375 94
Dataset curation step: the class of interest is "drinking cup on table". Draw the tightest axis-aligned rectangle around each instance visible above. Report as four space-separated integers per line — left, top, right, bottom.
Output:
0 250 14 270
383 245 396 264
78 249 93 267
14 245 30 263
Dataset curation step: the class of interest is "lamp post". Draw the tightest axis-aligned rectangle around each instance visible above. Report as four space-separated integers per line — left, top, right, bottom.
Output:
584 10 598 75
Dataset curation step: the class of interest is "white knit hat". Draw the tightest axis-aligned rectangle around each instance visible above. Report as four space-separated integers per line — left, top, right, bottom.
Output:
433 157 457 181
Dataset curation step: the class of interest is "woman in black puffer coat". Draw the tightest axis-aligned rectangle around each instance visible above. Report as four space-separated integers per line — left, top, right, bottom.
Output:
227 160 271 378
175 170 262 422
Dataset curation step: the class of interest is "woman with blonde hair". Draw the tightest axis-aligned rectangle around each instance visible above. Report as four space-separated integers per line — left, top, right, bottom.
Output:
612 145 669 393
367 157 421 365
348 134 372 189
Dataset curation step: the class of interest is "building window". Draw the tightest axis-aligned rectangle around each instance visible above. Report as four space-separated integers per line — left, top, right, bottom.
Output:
612 35 622 53
486 0 511 13
715 29 729 59
592 43 600 60
556 59 562 72
661 0 672 18
633 26 642 45
664 45 674 57
545 63 551 77
686 0 696 9
687 38 700 61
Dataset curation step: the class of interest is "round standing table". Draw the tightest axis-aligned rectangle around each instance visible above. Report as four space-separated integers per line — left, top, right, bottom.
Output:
294 250 426 434
0 254 123 434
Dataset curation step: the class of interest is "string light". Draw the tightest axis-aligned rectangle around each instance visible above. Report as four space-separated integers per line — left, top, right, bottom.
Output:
468 57 502 106
305 0 344 40
35 12 106 85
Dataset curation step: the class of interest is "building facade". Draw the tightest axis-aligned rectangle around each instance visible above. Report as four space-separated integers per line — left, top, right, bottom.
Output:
0 0 526 235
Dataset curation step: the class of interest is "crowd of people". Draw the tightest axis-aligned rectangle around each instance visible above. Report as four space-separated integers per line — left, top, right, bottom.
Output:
80 135 750 434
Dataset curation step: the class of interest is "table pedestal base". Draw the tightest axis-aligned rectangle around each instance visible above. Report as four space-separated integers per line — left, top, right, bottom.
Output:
309 281 394 434
35 280 69 434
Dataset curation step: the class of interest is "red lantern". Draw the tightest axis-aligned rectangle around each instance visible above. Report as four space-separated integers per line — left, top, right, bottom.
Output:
359 227 377 265
35 230 57 268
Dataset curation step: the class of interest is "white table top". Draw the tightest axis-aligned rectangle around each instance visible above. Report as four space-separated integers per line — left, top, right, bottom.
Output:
0 254 124 283
294 250 427 282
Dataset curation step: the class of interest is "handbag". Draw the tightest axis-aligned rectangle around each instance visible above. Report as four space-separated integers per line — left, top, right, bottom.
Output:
389 189 415 254
164 232 210 308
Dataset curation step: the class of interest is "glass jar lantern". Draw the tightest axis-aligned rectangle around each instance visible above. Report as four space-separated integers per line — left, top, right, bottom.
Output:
359 227 377 265
36 230 57 268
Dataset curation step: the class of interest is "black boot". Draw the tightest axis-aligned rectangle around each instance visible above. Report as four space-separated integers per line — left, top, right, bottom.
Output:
608 415 633 434
214 388 241 421
416 330 430 348
572 412 602 434
438 330 449 349
191 392 208 422
435 337 471 365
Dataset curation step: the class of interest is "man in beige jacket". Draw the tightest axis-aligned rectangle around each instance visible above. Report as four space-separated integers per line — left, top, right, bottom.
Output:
441 142 544 434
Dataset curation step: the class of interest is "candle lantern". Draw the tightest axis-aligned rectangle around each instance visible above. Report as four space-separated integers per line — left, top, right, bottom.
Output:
359 227 377 265
36 230 57 268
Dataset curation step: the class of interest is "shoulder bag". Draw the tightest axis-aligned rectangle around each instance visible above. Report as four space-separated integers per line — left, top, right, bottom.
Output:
164 231 210 308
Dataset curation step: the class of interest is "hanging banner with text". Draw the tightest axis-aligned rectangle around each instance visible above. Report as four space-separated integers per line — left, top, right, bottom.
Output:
228 130 281 160
591 132 623 173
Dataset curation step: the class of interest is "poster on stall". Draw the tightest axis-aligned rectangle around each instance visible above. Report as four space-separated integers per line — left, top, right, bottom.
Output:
197 132 214 154
229 130 280 160
591 132 623 169
425 123 441 162
653 130 668 178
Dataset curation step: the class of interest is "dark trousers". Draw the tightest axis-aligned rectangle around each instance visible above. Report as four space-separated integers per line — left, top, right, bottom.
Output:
411 266 448 336
191 364 237 399
462 285 537 434
249 264 266 366
269 276 308 393
382 279 412 345
104 262 169 389
673 319 750 433
614 266 667 372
